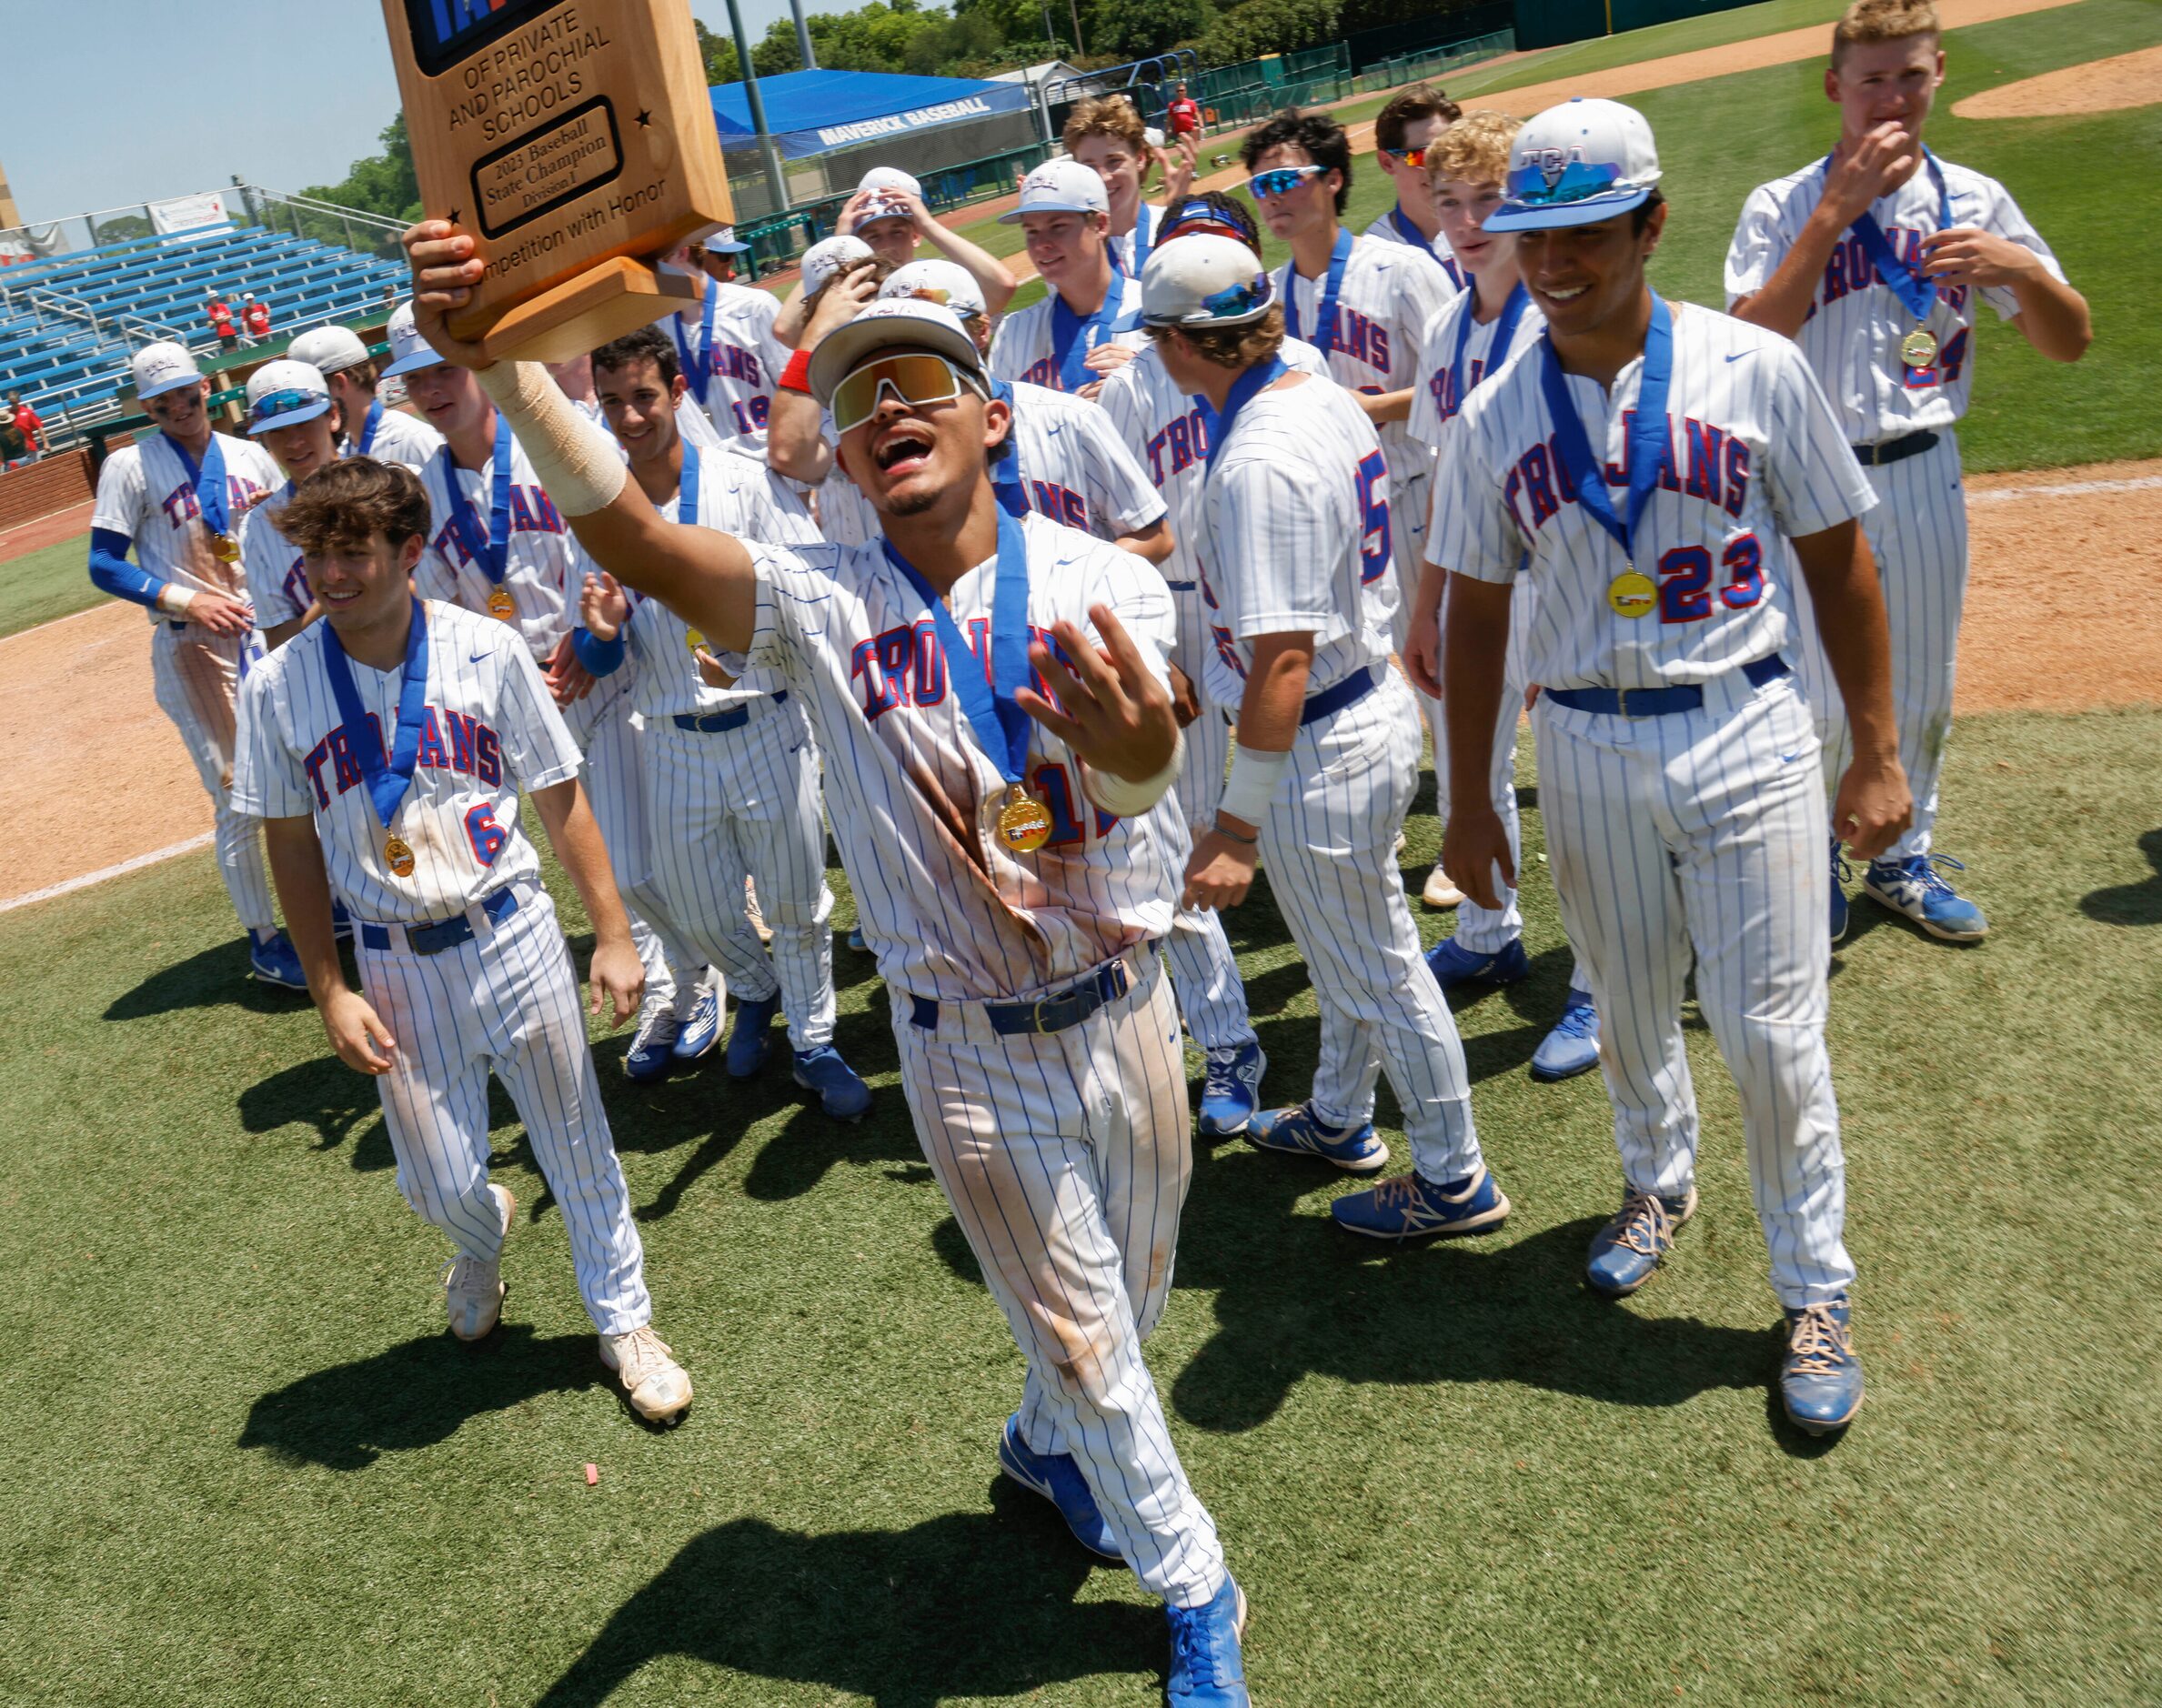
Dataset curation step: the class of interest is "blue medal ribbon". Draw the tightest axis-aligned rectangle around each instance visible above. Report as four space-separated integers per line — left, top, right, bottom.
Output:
1444 280 1530 421
1281 226 1353 356
1536 294 1674 558
169 433 231 538
357 398 383 457
320 596 431 829
1051 285 1134 393
437 414 514 585
1393 206 1465 291
1202 355 1290 480
1842 147 1952 326
987 379 1029 519
672 288 719 406
677 438 700 527
1111 203 1156 282
880 507 1032 785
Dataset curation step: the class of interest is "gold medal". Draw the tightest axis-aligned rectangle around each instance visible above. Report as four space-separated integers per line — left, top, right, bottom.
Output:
383 834 416 878
995 783 1054 853
1606 571 1657 618
685 626 708 654
1900 327 1939 369
211 531 240 564
486 586 516 621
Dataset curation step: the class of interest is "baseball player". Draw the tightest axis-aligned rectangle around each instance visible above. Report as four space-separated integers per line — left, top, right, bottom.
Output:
839 165 1019 315
404 213 1252 1702
1063 95 1198 285
666 226 789 448
1726 0 2089 945
1400 110 1602 1083
233 455 693 1422
1097 192 1343 1135
1430 98 1911 1435
379 306 720 1079
1152 234 1506 1246
87 341 300 989
287 320 445 468
1242 109 1458 900
575 325 870 1117
1362 84 1468 291
989 160 1149 397
238 359 341 650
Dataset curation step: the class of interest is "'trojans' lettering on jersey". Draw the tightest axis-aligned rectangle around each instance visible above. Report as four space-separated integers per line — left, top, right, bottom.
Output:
158 470 272 528
430 480 567 568
1503 411 1753 534
302 706 505 808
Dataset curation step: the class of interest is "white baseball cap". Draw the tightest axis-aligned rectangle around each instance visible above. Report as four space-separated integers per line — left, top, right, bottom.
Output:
1143 126 1165 150
246 359 334 434
808 299 987 411
131 341 202 401
702 225 749 254
1001 158 1110 224
379 301 444 377
287 325 371 375
858 166 922 200
1140 234 1273 327
880 259 986 322
800 234 875 296
1486 97 1663 232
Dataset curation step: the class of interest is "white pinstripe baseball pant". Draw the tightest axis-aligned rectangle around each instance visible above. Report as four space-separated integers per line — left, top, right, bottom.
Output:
1534 672 1855 1309
566 680 687 1009
357 884 653 1336
153 624 277 934
894 952 1228 1609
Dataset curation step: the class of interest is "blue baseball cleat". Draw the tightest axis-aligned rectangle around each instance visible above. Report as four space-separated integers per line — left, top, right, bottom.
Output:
724 991 780 1077
1829 837 1851 946
997 1412 1121 1560
1198 1042 1266 1137
670 974 724 1063
1531 989 1600 1081
847 925 868 952
248 929 307 991
1585 1186 1696 1296
1246 1104 1388 1174
622 990 680 1084
1781 1299 1865 1435
793 1045 871 1120
1330 1165 1510 1241
330 899 353 942
1424 934 1529 993
1864 853 1988 941
1165 1577 1250 1707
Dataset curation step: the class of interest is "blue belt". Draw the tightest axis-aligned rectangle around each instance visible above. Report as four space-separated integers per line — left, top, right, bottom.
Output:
1544 654 1789 718
1851 430 1937 467
166 619 190 631
1163 578 1197 592
359 886 519 955
672 689 786 732
1301 665 1381 726
909 953 1134 1037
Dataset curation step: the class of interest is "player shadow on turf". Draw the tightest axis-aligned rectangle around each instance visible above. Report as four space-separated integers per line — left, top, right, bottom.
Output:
104 937 330 1020
236 1324 603 1472
535 1482 1160 1708
2079 829 2162 926
237 1055 395 1170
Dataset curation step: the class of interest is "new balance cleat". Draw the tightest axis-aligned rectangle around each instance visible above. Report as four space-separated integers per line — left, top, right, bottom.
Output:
1198 1041 1266 1137
1424 934 1529 993
1246 1104 1388 1174
1584 1185 1696 1297
623 988 681 1083
997 1412 1121 1560
598 1325 693 1423
670 970 725 1062
1829 837 1851 946
248 929 307 990
793 1045 871 1119
1331 1166 1511 1240
1165 1577 1250 1707
1531 989 1600 1081
443 1184 514 1341
1863 853 1987 941
1781 1299 1864 1435
726 991 781 1077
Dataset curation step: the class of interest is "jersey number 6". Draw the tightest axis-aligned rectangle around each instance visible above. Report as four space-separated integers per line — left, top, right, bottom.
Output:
465 803 509 866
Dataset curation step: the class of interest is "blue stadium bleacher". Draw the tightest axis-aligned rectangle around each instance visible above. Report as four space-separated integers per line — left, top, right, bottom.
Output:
0 220 408 438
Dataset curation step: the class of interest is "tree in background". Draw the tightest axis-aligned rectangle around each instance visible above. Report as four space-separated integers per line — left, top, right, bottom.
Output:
300 115 421 226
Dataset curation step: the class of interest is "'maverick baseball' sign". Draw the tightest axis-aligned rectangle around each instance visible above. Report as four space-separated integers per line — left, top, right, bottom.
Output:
384 0 733 362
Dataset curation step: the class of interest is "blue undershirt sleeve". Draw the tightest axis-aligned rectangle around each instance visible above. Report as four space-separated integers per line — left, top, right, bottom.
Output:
87 526 166 609
572 626 626 677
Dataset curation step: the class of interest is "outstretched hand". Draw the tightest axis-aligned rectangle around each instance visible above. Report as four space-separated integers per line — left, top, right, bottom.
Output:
580 570 628 641
1016 603 1176 783
400 219 492 369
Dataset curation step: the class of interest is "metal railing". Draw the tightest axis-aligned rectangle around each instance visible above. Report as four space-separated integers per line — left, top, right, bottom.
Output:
1349 29 1515 94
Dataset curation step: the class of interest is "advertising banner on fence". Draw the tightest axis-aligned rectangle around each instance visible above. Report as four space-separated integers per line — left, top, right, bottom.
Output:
149 192 233 240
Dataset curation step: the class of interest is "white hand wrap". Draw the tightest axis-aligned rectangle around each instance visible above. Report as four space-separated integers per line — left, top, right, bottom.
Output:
1216 743 1291 829
475 360 626 517
1081 730 1183 819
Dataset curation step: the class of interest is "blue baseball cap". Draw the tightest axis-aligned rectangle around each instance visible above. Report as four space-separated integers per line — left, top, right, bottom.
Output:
379 300 444 378
702 226 749 254
1486 98 1663 232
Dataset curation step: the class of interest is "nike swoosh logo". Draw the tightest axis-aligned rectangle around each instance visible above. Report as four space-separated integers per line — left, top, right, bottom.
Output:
1780 751 1802 763
470 652 488 663
1725 352 1751 364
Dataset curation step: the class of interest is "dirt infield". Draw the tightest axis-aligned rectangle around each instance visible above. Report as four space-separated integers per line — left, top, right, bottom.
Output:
8 460 2157 906
1951 42 2162 116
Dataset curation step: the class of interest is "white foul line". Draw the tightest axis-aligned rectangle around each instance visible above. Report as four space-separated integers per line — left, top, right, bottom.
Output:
1968 474 2162 505
0 831 215 916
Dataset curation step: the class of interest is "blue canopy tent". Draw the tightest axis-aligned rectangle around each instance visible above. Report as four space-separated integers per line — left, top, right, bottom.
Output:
709 68 1034 162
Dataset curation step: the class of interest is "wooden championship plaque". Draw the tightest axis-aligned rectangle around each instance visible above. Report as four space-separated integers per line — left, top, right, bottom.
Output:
382 0 733 362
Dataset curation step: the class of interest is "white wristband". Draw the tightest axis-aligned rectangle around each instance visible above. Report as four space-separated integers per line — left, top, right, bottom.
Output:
475 361 627 517
1217 743 1291 829
1082 730 1183 818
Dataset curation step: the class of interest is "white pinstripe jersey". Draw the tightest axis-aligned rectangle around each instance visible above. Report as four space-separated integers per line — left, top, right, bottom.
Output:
413 427 581 662
1725 156 2064 445
233 600 581 922
811 378 1169 549
671 282 788 447
987 273 1149 391
340 405 444 469
601 447 821 718
1274 236 1454 494
1195 373 1397 711
239 482 313 627
1406 284 1546 450
1106 200 1164 280
1430 303 1876 692
742 511 1179 1000
90 430 283 619
1361 207 1468 294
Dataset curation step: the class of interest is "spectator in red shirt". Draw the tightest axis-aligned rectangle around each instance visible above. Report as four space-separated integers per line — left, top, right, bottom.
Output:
1167 83 1202 137
241 293 271 345
8 394 43 462
206 296 238 351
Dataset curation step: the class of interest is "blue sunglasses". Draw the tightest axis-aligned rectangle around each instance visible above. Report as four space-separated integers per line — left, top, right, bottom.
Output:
248 387 327 426
1503 157 1626 207
1246 165 1325 199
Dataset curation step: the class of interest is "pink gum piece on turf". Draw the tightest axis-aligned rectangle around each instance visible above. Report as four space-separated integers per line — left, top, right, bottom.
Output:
584 1463 598 1486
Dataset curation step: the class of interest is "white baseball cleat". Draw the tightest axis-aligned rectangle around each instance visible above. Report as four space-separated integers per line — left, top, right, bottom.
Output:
1422 865 1465 909
443 1183 515 1341
599 1325 693 1423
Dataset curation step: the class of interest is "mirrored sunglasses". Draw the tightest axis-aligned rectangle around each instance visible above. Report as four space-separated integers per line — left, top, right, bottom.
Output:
1503 157 1627 207
249 388 326 426
1246 165 1325 199
1383 145 1430 169
831 352 967 437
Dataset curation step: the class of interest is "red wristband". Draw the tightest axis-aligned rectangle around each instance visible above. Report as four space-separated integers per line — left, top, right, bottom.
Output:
778 348 814 395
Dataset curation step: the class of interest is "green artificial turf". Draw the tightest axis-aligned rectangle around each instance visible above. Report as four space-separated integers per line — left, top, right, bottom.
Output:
1 708 2158 1704
0 529 106 638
